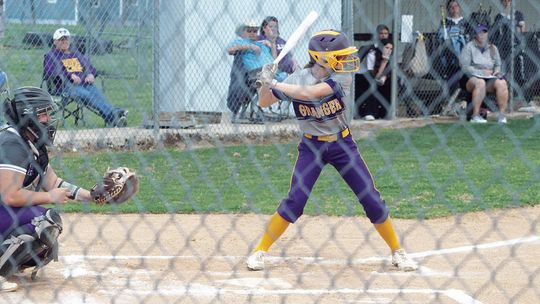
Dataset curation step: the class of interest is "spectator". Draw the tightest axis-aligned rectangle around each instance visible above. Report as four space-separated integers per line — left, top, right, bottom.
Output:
436 0 472 83
356 24 390 76
491 0 533 105
258 16 297 119
355 24 393 120
491 0 525 75
43 28 127 127
258 16 298 75
226 20 284 122
376 24 390 40
512 22 535 106
459 24 508 124
227 20 275 76
357 25 390 77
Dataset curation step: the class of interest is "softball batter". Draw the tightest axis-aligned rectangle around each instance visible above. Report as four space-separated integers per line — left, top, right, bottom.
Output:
247 30 417 272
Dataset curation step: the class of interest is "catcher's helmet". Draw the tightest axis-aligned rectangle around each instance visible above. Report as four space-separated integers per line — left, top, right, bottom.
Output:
3 86 58 146
308 30 359 72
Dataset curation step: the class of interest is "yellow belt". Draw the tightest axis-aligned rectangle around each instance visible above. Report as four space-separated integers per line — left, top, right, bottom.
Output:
304 128 350 142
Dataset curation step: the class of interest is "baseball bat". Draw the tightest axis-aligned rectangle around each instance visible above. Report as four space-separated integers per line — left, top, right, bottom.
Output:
440 5 448 40
256 10 319 87
273 10 319 65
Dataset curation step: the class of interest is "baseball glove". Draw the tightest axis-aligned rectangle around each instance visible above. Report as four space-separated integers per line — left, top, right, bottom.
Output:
90 167 139 205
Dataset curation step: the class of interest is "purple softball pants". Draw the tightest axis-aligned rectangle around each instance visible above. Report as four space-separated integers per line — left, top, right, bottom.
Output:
0 204 48 239
277 133 389 224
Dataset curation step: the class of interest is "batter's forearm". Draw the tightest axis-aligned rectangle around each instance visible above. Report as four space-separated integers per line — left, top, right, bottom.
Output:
258 86 279 107
272 81 331 100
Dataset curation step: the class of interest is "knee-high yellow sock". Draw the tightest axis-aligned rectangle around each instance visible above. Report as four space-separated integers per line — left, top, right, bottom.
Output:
254 213 290 252
374 217 401 252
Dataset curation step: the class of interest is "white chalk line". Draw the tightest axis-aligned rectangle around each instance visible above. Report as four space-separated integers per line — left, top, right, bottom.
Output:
56 235 539 304
62 234 540 265
94 285 482 304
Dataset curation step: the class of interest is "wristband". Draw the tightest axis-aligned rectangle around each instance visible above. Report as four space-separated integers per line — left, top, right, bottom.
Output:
58 180 81 200
270 79 278 88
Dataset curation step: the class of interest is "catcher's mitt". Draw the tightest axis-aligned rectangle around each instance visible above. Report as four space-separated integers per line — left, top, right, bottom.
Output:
90 167 139 205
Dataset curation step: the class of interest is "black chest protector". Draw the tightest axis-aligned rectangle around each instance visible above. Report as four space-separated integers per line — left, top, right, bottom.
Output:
22 144 49 190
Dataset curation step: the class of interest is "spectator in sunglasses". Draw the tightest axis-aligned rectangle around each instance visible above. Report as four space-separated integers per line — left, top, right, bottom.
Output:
227 20 274 75
226 19 282 122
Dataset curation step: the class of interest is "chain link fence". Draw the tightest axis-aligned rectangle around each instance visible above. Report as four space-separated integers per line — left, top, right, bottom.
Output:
354 0 540 120
0 0 539 303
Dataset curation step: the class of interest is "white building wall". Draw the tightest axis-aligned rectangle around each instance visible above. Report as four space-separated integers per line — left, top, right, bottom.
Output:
158 0 342 113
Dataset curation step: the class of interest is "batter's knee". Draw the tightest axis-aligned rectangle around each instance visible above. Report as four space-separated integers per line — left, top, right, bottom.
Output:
360 197 389 224
277 199 305 223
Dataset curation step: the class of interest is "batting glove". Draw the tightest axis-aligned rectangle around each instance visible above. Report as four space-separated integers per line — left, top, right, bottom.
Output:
256 63 278 88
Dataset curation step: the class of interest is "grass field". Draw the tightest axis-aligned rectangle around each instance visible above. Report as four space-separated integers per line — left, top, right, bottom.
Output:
51 119 540 218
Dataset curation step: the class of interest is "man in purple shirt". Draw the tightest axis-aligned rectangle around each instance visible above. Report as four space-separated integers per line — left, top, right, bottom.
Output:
43 28 127 127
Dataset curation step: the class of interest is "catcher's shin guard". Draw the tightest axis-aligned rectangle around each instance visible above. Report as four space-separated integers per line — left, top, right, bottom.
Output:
0 210 62 279
0 234 46 277
32 209 63 248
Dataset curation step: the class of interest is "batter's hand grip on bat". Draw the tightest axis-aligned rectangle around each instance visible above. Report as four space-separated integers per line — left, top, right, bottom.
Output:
255 63 277 88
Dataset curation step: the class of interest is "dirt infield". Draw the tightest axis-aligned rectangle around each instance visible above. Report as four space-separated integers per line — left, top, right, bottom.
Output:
2 205 539 304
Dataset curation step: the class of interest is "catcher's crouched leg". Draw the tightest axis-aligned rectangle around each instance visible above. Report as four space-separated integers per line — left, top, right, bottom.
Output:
0 210 63 279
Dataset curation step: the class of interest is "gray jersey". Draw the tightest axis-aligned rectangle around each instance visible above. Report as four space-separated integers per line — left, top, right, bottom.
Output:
0 125 49 194
273 68 353 136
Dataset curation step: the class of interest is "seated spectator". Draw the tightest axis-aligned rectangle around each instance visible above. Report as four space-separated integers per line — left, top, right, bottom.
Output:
43 28 127 127
226 20 285 122
356 25 390 78
491 0 533 105
355 27 393 120
459 24 508 124
258 16 298 75
258 16 297 118
436 0 472 84
491 0 525 76
227 20 276 75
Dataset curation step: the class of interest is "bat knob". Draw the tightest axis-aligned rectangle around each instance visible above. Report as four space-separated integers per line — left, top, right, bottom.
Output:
255 79 263 88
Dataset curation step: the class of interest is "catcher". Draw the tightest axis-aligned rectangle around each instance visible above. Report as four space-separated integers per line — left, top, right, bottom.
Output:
0 83 137 291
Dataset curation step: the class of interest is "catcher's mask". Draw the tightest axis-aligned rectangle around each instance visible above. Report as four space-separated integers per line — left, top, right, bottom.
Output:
308 30 360 72
3 86 58 146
